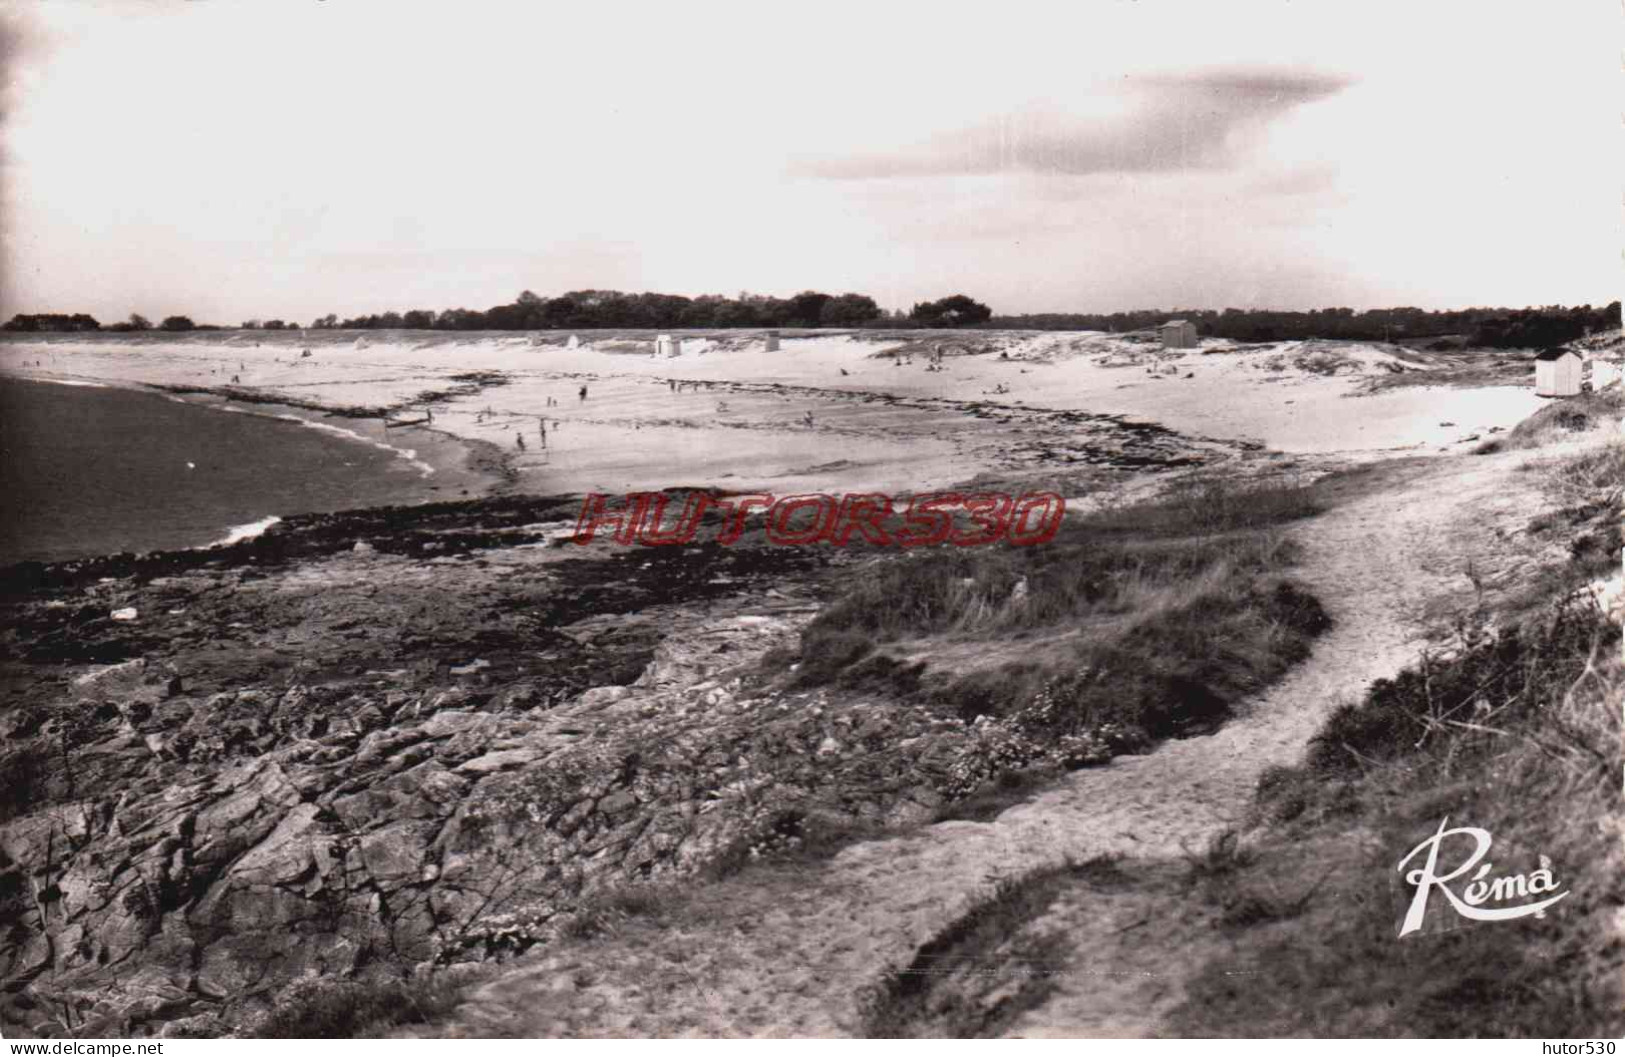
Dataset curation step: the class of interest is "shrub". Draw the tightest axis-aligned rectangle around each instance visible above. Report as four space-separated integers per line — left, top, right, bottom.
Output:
253 972 474 1038
1307 598 1614 777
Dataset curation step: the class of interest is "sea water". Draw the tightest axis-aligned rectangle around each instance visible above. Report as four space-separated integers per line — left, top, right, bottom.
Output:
0 378 443 564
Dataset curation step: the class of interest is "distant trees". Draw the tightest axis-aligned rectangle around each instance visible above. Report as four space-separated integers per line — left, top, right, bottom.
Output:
910 294 992 327
784 291 832 326
300 290 1617 343
819 293 883 325
10 295 1609 346
2 313 101 332
106 313 153 333
989 302 1623 347
312 288 893 332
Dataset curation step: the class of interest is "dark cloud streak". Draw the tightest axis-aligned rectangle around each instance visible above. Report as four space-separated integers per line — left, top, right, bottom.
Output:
796 68 1354 180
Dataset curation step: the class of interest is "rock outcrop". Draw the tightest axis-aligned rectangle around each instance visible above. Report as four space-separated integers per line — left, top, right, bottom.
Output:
0 499 1008 1037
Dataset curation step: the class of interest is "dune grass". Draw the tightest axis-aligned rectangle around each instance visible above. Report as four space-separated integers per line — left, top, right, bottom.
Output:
1476 386 1621 452
1169 436 1624 1038
772 475 1329 755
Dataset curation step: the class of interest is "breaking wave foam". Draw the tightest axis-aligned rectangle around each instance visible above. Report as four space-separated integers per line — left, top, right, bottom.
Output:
39 378 110 388
274 414 435 478
211 515 282 547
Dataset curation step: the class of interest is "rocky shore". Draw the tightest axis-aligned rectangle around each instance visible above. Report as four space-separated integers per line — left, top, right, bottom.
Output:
0 496 1067 1036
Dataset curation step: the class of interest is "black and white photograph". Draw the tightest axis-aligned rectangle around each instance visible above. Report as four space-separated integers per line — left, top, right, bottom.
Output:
0 0 1619 1041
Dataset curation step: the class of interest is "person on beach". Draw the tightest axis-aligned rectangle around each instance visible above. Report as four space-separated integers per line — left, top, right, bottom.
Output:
669 378 676 392
538 418 547 448
579 385 588 402
516 434 526 451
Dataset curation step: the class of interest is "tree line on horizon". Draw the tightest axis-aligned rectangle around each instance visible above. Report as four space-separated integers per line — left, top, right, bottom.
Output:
304 290 995 331
991 302 1622 348
5 295 1618 349
1 312 215 333
1 291 991 336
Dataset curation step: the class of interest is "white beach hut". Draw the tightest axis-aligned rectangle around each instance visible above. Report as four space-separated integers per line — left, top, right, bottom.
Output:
1160 320 1199 349
1534 348 1583 397
656 334 682 357
764 330 781 352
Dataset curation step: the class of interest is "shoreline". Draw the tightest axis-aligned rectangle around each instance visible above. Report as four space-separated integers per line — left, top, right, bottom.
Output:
0 329 1556 568
0 369 515 564
148 383 515 496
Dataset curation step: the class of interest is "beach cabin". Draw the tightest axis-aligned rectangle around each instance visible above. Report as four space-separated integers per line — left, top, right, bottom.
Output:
656 334 682 357
1160 320 1199 349
764 330 780 352
1534 348 1583 397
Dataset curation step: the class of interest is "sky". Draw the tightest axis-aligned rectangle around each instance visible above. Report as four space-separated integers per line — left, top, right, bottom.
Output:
1 1 1620 323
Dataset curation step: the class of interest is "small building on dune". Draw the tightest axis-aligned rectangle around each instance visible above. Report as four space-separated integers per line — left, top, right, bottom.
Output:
1534 348 1583 397
764 330 780 352
1160 319 1199 349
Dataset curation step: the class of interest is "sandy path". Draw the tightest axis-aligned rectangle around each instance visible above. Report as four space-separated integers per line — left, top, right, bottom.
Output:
426 445 1564 1038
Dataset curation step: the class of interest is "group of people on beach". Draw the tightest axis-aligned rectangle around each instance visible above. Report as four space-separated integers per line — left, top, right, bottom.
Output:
463 385 592 453
517 415 559 451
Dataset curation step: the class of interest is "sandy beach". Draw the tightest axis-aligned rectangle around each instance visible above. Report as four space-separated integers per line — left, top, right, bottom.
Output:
0 330 1546 509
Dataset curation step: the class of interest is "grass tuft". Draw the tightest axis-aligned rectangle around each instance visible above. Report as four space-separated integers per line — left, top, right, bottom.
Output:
1477 387 1622 453
252 971 477 1038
